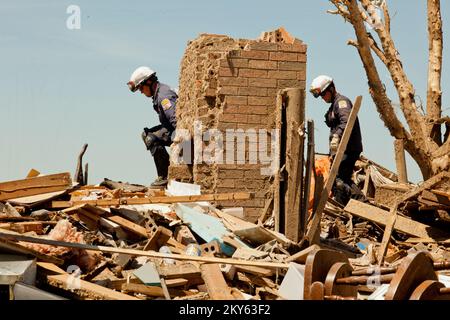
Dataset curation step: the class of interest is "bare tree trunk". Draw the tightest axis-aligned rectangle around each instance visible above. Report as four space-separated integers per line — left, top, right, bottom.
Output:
426 0 443 145
329 0 447 179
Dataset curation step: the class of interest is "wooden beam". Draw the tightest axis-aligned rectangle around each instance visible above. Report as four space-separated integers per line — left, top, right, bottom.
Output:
0 236 63 265
107 215 149 238
305 96 362 244
200 263 234 300
273 92 283 232
394 139 408 183
376 172 450 264
284 88 305 242
0 232 289 269
51 192 253 208
344 199 449 239
300 119 314 238
0 172 72 201
46 274 139 300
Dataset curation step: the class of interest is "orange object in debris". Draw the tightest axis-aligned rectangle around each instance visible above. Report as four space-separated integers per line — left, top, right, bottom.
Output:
308 156 332 217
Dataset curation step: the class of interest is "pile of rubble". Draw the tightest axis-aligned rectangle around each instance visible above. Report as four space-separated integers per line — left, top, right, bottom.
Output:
1 153 450 300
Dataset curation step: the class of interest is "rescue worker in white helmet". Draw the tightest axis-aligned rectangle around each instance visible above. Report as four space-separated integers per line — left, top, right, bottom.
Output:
127 66 178 187
310 75 364 205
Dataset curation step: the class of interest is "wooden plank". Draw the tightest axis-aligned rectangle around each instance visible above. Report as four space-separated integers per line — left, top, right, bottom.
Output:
306 96 362 244
0 236 63 265
0 173 72 201
285 244 321 264
300 119 314 239
107 215 149 238
37 262 67 275
200 263 234 300
344 199 449 239
143 226 172 250
51 192 253 208
0 232 290 269
235 265 273 277
377 172 450 264
47 274 139 300
284 88 305 242
273 91 283 232
121 282 193 298
394 139 408 183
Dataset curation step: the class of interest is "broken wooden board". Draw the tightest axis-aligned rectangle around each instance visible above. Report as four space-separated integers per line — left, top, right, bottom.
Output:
200 263 235 300
0 232 290 269
8 190 69 208
0 236 63 265
344 199 449 239
0 173 72 201
106 215 149 238
51 192 253 208
46 274 139 300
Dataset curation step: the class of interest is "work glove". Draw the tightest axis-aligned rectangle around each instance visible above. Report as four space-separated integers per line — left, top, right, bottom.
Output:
330 134 340 155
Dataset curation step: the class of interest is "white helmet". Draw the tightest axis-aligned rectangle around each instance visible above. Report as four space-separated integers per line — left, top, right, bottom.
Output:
127 66 156 92
310 75 333 98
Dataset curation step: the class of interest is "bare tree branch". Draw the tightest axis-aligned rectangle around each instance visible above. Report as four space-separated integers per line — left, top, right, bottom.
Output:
359 0 431 152
381 0 391 33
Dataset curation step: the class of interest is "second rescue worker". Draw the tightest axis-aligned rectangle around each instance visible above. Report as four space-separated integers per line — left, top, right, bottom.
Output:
310 75 364 205
127 66 178 186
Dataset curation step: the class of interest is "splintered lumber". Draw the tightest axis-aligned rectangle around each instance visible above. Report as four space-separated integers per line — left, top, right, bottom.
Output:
106 215 149 238
26 169 40 178
51 192 253 208
394 139 408 183
283 88 305 243
235 265 274 277
377 172 450 264
0 232 289 269
200 264 234 300
306 96 362 244
74 144 88 185
286 244 321 264
46 274 139 300
0 237 63 265
0 172 72 201
344 199 449 239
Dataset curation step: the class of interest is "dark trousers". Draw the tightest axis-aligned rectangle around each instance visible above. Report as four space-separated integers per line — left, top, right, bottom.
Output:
142 126 173 178
333 152 363 206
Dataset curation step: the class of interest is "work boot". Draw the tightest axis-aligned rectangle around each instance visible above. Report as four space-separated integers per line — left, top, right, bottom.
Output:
150 176 168 187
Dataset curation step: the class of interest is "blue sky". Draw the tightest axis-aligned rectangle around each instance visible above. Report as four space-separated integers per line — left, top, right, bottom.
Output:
1 0 449 185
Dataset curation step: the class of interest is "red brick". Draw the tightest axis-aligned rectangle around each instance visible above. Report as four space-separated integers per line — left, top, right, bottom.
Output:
248 78 277 88
246 115 261 124
218 67 236 77
297 70 306 81
277 42 307 53
248 96 273 106
239 68 268 78
219 77 248 86
224 104 239 113
220 58 249 68
217 122 237 130
225 96 248 105
240 50 269 60
277 79 303 88
268 70 297 80
278 61 306 71
269 51 298 61
248 60 277 70
246 42 278 51
218 169 244 179
218 86 239 95
298 53 307 62
217 179 235 188
238 87 267 96
240 105 267 115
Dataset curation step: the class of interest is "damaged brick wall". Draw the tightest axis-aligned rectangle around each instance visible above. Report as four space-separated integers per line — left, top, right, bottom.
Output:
169 28 307 223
